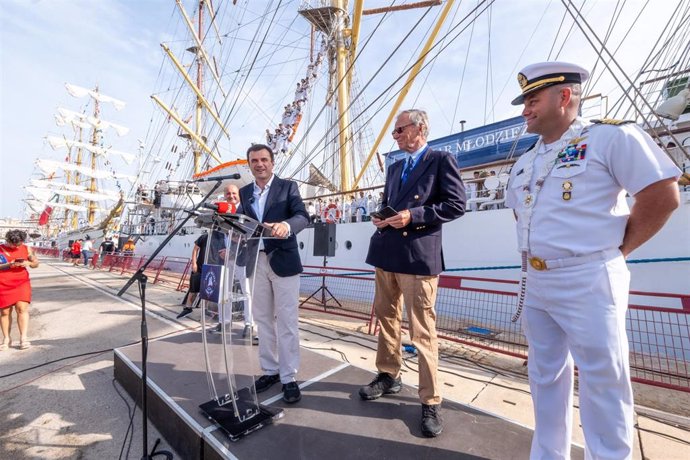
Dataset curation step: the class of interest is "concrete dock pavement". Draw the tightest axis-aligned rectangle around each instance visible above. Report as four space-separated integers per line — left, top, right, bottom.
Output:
0 261 187 459
0 257 688 458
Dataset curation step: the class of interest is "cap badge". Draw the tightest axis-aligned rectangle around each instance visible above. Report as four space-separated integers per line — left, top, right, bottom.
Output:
517 73 528 89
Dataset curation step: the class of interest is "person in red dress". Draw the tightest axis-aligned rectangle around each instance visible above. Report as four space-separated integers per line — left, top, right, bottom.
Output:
0 230 40 350
71 239 82 266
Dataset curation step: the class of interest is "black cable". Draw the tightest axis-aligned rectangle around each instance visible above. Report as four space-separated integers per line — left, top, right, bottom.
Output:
0 327 197 380
112 378 137 460
302 344 350 364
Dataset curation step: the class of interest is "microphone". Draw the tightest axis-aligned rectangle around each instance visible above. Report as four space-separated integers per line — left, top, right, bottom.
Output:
202 202 231 213
194 173 242 182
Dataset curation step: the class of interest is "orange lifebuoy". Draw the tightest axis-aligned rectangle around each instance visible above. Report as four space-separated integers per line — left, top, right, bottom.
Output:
322 203 341 223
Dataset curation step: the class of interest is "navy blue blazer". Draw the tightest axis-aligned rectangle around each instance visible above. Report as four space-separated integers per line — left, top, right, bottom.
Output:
365 149 466 275
239 176 309 277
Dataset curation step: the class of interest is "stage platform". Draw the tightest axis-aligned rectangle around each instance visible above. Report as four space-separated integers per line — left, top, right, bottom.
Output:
114 329 584 459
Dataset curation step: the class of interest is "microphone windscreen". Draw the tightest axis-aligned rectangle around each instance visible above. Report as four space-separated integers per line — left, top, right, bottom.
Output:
215 201 230 213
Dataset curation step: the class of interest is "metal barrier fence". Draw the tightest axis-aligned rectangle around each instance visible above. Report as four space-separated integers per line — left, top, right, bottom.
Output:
32 247 690 393
301 265 690 393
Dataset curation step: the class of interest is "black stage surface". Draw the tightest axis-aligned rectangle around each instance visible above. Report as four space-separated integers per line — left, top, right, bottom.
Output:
114 329 584 459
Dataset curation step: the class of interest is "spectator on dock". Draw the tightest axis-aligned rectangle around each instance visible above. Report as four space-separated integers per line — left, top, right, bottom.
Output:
70 239 82 266
81 235 93 267
122 238 135 256
0 229 40 350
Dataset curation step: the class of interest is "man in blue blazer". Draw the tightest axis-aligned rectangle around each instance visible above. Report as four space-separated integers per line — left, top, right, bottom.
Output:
238 144 309 404
360 109 466 437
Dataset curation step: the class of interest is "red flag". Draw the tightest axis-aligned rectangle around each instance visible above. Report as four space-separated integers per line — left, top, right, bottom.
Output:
38 206 53 226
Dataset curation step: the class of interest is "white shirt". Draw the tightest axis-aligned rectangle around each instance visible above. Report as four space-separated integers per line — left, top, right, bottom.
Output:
506 118 680 259
251 174 291 243
251 174 275 222
83 240 93 251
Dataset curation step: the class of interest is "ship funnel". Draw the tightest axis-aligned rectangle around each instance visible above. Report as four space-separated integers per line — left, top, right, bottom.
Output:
655 88 690 120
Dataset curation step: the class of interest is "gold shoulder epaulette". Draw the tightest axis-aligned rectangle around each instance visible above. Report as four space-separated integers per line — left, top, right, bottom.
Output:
590 118 635 126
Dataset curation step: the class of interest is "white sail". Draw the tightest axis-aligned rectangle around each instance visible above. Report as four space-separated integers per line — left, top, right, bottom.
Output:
46 136 136 164
64 83 126 110
49 188 120 202
24 186 54 201
36 159 136 182
24 199 46 214
57 107 87 120
55 114 92 130
56 108 130 136
30 179 87 192
49 201 89 212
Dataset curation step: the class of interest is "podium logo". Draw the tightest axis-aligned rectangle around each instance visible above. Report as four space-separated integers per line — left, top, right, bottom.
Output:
204 270 217 298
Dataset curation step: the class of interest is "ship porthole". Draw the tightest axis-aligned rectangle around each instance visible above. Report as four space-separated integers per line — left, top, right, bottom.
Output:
345 240 352 250
299 242 304 250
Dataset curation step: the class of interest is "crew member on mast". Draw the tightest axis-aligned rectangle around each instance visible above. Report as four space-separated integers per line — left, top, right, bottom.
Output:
505 61 681 459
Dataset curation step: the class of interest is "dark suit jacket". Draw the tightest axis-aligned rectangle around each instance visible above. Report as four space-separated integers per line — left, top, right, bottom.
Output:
366 148 466 275
239 176 309 277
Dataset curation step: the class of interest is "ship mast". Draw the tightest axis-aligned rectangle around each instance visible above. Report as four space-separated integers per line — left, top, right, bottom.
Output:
88 88 100 225
72 128 84 230
299 1 453 192
193 1 205 175
300 1 356 191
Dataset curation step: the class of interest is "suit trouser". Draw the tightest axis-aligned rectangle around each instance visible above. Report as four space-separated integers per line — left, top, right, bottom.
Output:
250 252 300 384
374 268 441 405
522 252 633 460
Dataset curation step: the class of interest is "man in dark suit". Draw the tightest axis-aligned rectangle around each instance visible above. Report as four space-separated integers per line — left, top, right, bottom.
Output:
238 144 309 404
360 109 466 437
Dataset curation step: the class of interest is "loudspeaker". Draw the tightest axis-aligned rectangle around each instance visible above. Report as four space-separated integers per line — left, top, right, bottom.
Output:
313 222 336 257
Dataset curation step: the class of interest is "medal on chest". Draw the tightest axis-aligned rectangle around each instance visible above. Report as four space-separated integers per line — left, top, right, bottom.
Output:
562 180 573 201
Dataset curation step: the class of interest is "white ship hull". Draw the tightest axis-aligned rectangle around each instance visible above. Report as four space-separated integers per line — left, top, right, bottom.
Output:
134 191 690 298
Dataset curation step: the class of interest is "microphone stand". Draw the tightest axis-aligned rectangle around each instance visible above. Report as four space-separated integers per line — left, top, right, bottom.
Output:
117 180 224 460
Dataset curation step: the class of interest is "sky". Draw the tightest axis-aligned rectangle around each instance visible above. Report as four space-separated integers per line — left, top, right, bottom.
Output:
0 0 678 220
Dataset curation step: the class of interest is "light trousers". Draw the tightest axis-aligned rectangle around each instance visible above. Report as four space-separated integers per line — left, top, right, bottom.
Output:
374 268 441 405
522 252 633 460
250 252 300 384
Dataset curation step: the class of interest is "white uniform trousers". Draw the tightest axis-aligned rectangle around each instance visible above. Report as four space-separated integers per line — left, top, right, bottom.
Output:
251 252 300 384
522 251 633 460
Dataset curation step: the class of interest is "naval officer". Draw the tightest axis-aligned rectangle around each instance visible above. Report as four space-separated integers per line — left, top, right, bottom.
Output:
505 61 681 459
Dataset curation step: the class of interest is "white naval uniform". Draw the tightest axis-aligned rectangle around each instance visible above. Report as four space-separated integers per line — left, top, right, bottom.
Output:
505 118 681 460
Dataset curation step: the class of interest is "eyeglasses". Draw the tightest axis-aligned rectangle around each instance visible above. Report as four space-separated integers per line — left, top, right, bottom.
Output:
391 123 415 136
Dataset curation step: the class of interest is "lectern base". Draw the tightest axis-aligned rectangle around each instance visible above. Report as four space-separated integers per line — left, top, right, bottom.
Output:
199 388 284 442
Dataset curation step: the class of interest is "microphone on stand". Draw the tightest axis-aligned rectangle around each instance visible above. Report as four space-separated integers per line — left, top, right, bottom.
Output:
202 202 232 213
194 173 242 182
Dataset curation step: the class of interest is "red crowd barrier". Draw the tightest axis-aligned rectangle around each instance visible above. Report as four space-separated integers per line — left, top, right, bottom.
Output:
301 265 690 393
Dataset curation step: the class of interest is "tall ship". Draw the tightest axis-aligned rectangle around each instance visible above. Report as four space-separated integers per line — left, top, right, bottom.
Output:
117 0 689 293
32 1 686 383
25 83 136 248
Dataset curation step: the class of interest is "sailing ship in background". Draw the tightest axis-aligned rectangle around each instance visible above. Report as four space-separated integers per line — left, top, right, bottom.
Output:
24 1 689 306
117 1 689 295
26 83 136 247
